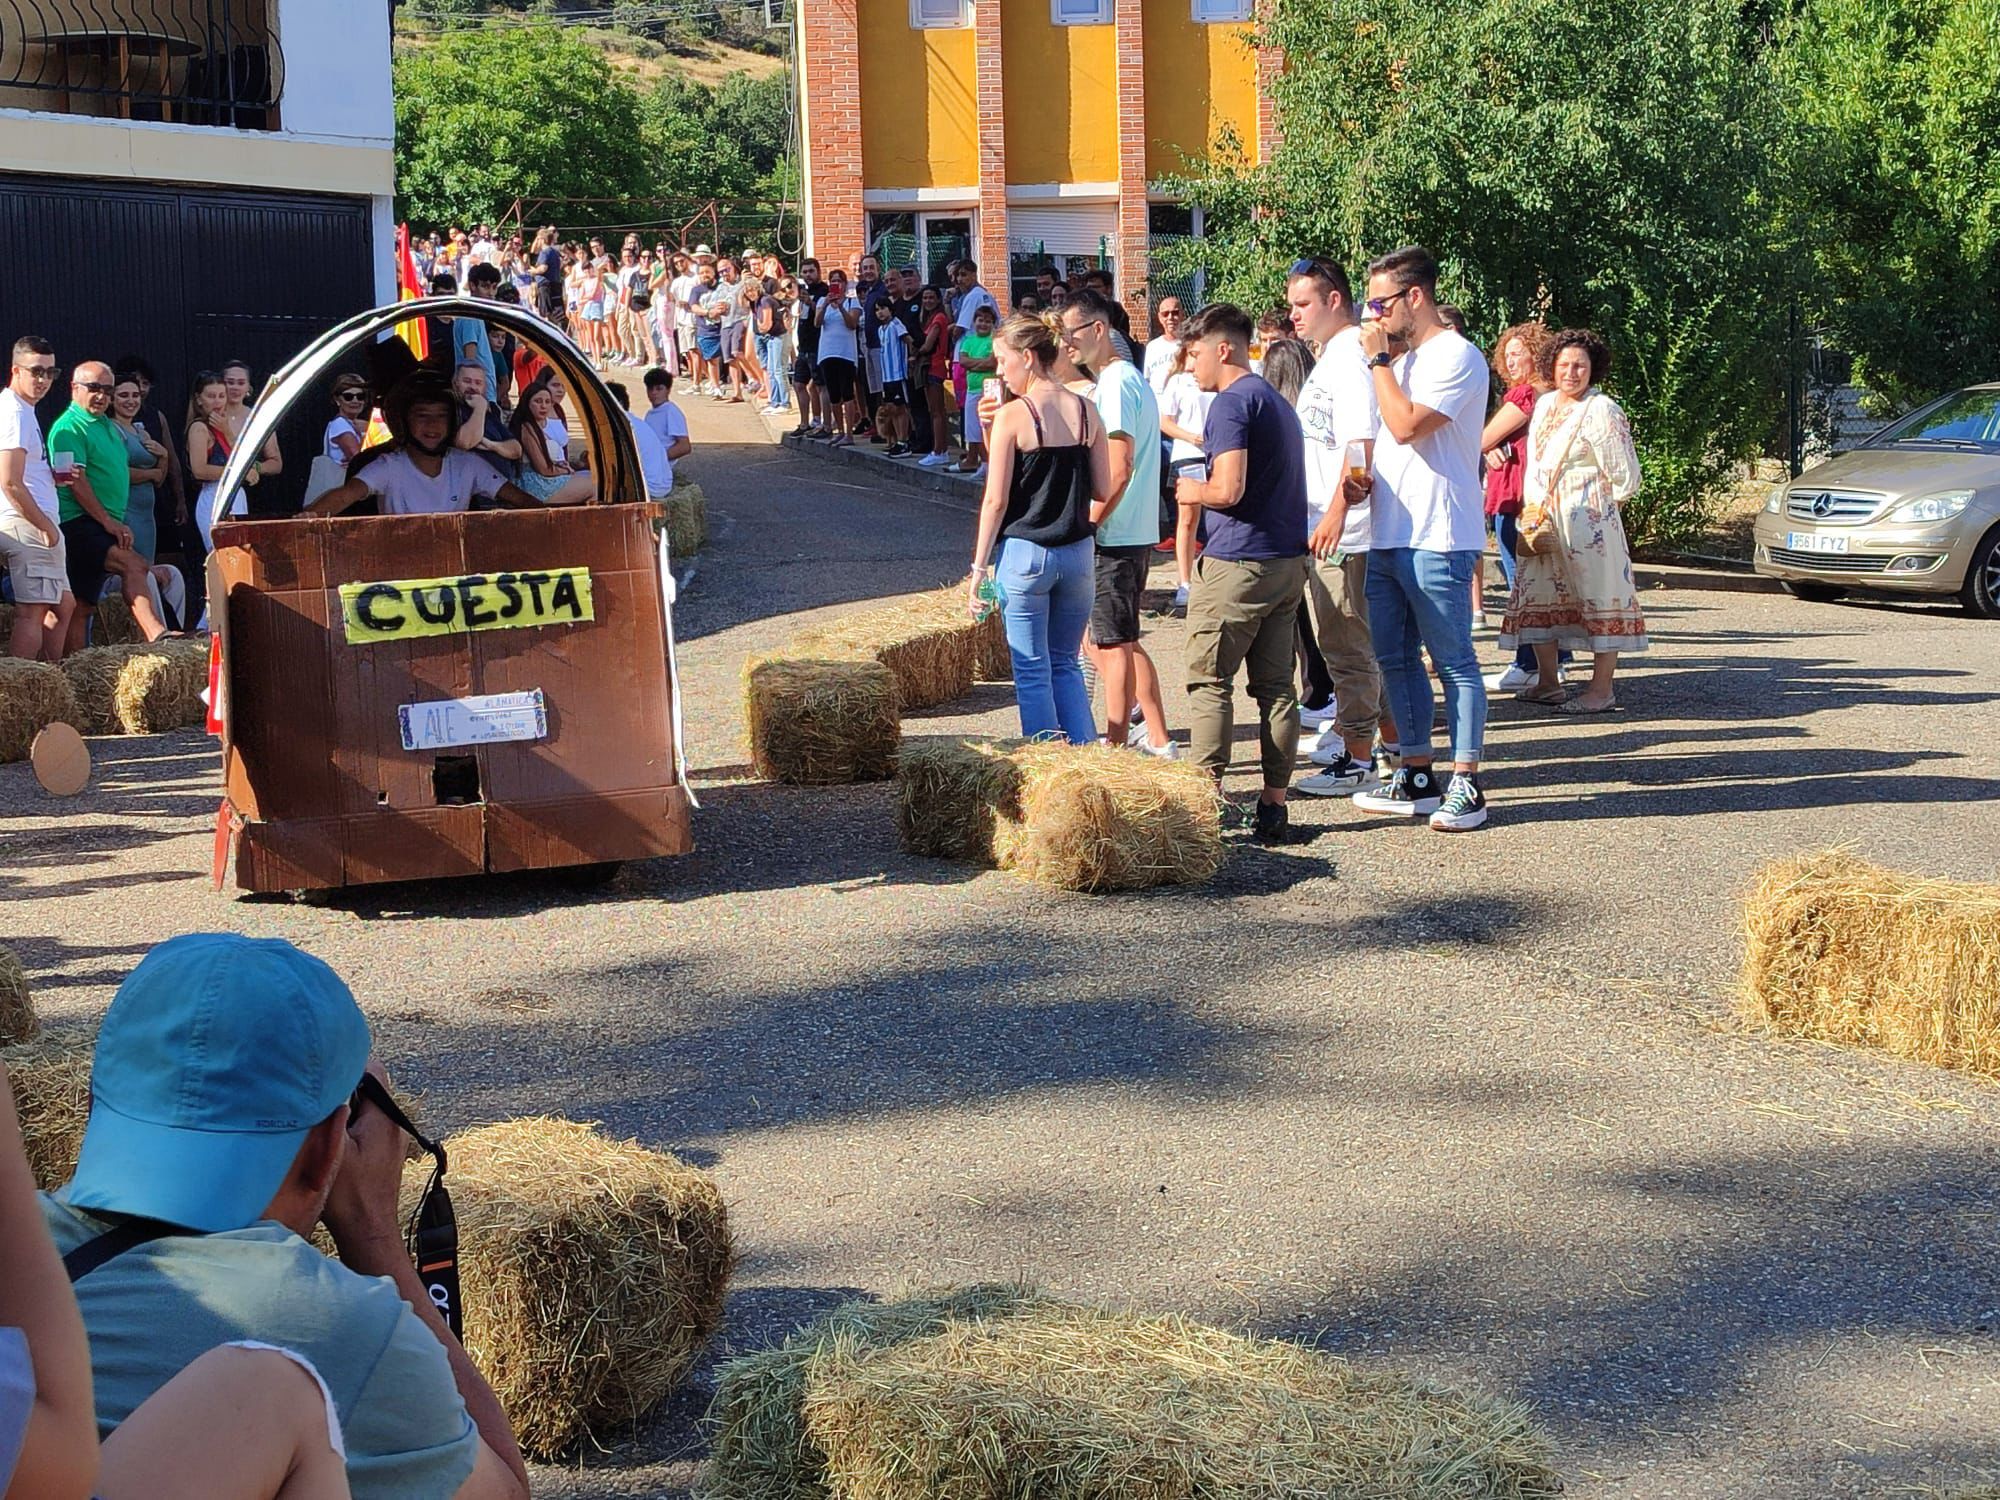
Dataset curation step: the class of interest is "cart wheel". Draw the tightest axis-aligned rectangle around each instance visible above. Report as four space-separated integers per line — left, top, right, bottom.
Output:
548 861 624 890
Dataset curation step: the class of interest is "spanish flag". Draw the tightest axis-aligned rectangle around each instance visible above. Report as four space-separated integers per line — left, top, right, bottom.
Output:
395 223 428 363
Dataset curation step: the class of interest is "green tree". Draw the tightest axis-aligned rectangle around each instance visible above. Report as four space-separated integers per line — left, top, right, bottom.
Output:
1159 0 1793 543
394 27 648 225
1778 0 2000 409
638 71 792 203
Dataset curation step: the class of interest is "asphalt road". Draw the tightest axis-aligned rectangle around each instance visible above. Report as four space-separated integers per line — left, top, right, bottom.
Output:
6 397 2000 1498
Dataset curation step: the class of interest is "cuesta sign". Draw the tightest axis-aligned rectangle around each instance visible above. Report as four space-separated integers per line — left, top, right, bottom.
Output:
338 568 594 643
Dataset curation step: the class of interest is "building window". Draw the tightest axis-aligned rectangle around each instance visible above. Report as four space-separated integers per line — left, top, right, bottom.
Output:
910 0 971 27
1052 0 1110 22
1191 0 1252 20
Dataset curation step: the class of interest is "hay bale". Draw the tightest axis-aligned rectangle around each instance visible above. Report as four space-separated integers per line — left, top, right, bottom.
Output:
91 592 144 646
0 658 81 762
3 1035 92 1189
0 947 34 1045
61 640 208 735
795 587 978 711
994 742 1223 892
744 655 900 785
0 602 11 653
892 737 1022 862
971 606 1011 682
802 1299 1562 1500
1742 848 2000 1077
441 1118 733 1459
667 483 708 557
702 1284 1047 1500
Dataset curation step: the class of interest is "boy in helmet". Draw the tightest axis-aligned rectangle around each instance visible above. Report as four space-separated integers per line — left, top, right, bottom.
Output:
307 374 542 517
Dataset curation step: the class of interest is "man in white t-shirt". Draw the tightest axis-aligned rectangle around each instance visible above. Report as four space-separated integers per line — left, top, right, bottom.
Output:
1350 246 1491 832
1285 258 1384 798
307 384 540 517
1142 295 1185 395
949 260 998 355
642 368 693 492
0 335 77 661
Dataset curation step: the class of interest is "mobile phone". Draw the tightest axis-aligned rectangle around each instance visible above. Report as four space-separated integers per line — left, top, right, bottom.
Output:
1170 455 1208 478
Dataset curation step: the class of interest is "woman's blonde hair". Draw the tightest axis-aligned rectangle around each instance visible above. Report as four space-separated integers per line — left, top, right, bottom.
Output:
1491 321 1555 389
994 312 1059 367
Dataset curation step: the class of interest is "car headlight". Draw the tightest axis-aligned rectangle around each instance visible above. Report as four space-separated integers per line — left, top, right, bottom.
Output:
1887 490 1974 524
1763 488 1785 514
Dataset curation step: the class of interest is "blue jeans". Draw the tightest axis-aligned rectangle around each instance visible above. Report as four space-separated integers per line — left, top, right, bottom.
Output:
997 535 1097 743
758 334 789 407
1493 513 1566 673
1366 547 1487 764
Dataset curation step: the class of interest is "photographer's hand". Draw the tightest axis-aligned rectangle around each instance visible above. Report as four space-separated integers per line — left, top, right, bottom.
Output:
321 1061 407 1261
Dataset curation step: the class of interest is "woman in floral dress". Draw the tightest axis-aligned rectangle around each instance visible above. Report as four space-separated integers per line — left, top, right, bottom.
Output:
1498 328 1646 713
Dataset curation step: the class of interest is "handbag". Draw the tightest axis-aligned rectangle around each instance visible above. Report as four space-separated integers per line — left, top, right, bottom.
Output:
1519 395 1597 557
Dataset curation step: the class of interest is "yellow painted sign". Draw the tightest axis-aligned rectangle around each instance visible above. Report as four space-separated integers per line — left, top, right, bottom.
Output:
339 568 594 643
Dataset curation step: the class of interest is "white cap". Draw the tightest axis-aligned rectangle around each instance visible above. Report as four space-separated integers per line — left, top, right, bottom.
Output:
694 243 714 255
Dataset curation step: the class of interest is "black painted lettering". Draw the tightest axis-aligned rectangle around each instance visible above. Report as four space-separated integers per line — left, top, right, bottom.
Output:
458 574 496 627
494 572 524 618
548 571 582 619
355 583 404 633
518 571 550 612
411 584 456 626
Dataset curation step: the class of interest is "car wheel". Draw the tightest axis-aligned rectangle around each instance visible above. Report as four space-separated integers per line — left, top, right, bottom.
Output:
1783 581 1848 604
1960 525 2000 620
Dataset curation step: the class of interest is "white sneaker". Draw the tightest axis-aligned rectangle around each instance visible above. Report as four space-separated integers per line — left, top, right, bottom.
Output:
1307 727 1353 767
1172 583 1189 609
1488 664 1538 693
1296 751 1377 796
916 452 945 467
1299 701 1339 730
1134 736 1179 759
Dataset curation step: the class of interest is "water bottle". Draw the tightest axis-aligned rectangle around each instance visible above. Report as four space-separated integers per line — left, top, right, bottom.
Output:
974 575 1000 621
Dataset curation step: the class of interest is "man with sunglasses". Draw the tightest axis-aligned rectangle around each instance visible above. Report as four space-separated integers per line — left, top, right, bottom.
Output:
0 336 77 661
1350 245 1492 831
39 934 530 1500
47 360 176 653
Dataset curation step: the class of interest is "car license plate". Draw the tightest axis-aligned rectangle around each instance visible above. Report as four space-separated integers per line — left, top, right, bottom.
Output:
1785 532 1848 555
398 689 547 751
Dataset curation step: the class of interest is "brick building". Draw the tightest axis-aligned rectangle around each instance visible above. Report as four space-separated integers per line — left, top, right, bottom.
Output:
795 0 1275 332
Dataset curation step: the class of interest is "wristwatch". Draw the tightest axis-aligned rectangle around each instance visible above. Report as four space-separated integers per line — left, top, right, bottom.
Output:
1366 352 1394 370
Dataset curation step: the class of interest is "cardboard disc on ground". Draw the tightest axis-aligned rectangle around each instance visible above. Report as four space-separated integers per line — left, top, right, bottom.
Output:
30 722 89 796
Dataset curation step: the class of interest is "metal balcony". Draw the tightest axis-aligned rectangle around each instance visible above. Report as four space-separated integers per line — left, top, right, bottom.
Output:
0 0 282 127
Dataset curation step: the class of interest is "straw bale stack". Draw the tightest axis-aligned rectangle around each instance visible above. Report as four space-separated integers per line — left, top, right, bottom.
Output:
793 585 991 710
971 607 1011 682
61 640 208 735
0 946 34 1045
744 655 900 785
702 1286 1561 1500
701 1284 1045 1500
667 483 709 558
892 737 1023 862
92 593 144 646
0 658 81 762
3 1035 93 1189
439 1118 732 1459
1742 848 2000 1077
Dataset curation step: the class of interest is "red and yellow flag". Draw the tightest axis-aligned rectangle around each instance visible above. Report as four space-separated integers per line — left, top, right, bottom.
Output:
395 223 428 362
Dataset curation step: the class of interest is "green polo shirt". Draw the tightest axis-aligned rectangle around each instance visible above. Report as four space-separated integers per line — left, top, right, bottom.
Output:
48 402 130 524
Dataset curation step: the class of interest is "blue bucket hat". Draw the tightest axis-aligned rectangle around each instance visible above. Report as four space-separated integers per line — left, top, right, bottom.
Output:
65 934 373 1233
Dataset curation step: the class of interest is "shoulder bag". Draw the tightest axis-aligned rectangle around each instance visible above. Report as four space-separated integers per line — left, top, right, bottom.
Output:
1519 395 1598 557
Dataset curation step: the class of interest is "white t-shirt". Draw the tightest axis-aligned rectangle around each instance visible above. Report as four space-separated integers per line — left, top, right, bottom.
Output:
626 410 671 497
1160 371 1213 467
953 285 998 339
541 418 568 463
1142 335 1179 395
1369 329 1489 553
643 400 689 492
358 449 504 516
670 274 699 329
323 417 361 467
1296 324 1381 550
816 295 862 363
0 388 59 523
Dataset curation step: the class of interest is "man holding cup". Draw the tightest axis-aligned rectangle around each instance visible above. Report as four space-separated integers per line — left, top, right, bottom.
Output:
1286 256 1384 796
47 360 176 652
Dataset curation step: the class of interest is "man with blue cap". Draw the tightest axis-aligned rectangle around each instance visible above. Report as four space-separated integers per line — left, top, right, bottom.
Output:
40 934 529 1500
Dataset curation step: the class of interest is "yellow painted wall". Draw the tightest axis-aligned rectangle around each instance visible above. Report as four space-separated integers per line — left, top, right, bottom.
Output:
858 0 979 189
1142 3 1260 181
1001 0 1118 184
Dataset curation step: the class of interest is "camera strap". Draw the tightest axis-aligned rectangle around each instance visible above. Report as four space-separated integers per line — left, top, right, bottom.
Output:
354 1074 463 1342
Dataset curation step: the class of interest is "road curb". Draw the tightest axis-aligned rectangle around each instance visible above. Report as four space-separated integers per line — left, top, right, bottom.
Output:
1635 565 1785 594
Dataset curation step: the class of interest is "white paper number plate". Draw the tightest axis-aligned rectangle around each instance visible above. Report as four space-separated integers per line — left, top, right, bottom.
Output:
399 690 548 752
1785 531 1849 555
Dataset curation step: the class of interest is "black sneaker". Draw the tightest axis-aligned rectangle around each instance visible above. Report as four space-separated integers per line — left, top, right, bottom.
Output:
1353 764 1442 816
1295 751 1378 797
1252 799 1290 845
886 442 911 457
1429 772 1488 832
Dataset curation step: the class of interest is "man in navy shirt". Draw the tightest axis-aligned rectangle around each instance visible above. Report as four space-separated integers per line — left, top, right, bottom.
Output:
1174 302 1310 844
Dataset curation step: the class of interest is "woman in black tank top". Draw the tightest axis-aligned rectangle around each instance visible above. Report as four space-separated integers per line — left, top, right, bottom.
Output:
967 314 1112 742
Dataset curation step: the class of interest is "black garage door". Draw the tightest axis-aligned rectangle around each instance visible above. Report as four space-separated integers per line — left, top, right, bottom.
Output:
0 172 374 517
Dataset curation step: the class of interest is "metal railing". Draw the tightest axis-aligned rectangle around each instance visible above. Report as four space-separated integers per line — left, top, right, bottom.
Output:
0 0 282 126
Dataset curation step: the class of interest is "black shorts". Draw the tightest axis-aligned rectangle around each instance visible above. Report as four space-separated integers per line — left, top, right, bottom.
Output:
1091 543 1151 647
819 357 857 403
60 516 116 606
879 379 909 407
793 350 816 386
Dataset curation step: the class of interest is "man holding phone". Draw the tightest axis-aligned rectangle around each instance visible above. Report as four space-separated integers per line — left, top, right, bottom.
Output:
1286 256 1384 795
0 335 77 661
